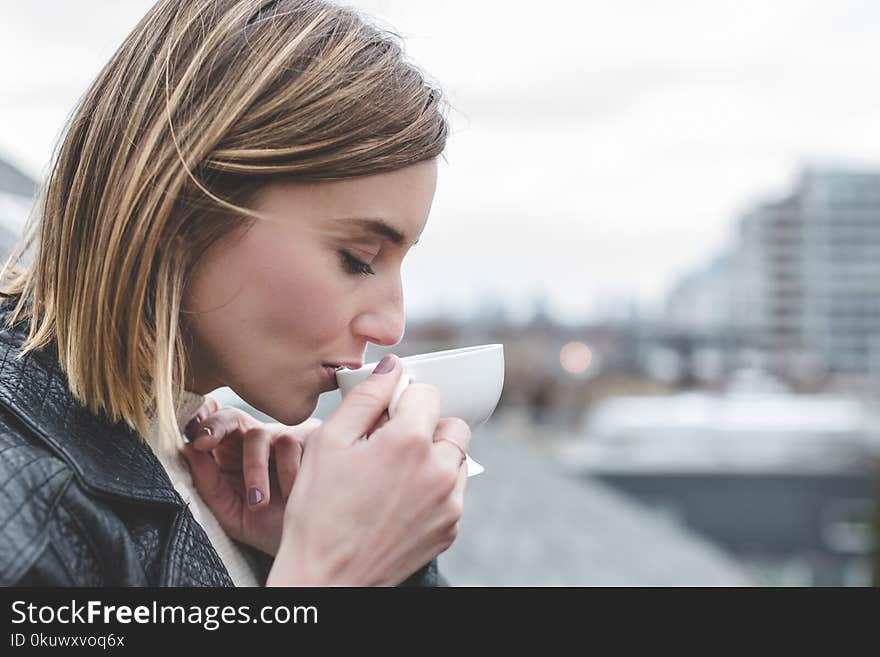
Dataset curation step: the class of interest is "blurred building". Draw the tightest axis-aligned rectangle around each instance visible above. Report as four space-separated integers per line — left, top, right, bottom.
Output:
666 251 736 335
735 194 802 356
662 251 739 384
737 166 880 377
664 165 880 384
798 168 880 375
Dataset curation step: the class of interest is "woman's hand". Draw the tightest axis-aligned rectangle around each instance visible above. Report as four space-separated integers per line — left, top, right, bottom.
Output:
267 354 471 587
180 397 322 557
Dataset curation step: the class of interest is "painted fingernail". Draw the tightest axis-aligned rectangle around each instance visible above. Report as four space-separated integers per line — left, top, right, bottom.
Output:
372 354 396 374
248 487 264 507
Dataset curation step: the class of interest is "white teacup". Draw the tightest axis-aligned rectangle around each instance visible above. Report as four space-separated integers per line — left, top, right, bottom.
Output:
335 344 505 477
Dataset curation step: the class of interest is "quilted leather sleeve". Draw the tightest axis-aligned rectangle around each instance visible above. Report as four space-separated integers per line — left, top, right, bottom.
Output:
0 428 77 585
0 427 171 586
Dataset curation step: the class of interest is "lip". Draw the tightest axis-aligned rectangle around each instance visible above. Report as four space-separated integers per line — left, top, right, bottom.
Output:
319 365 340 391
322 361 364 371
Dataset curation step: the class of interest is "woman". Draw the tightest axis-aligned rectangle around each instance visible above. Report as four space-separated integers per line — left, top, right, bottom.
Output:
0 0 470 586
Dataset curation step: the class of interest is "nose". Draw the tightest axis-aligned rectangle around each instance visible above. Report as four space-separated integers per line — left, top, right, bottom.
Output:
351 279 406 348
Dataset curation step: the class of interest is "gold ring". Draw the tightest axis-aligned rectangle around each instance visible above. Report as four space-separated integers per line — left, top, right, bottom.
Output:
436 437 467 465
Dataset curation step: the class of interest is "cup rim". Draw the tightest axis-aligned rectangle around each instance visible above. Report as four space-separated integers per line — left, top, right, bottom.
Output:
360 343 503 370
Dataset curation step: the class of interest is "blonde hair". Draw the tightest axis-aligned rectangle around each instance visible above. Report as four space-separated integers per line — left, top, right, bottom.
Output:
0 0 448 450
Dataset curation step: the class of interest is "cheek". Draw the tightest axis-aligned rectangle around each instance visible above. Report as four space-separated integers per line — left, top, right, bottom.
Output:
244 237 350 343
187 223 354 365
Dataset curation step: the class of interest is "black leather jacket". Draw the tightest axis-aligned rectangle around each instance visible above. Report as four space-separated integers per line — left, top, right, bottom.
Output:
0 299 446 586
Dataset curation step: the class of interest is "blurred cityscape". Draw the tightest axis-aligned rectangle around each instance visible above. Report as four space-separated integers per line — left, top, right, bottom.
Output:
2 154 878 586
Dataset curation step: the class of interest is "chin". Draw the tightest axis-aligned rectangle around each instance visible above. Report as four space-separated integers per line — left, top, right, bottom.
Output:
273 408 315 426
267 395 320 426
235 387 319 426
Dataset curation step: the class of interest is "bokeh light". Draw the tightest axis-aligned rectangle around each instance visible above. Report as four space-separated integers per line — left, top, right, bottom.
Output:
559 341 592 374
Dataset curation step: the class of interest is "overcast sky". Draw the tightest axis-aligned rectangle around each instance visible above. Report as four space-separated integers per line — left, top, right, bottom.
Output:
2 0 879 323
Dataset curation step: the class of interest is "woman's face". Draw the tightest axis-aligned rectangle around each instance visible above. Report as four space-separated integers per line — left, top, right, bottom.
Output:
182 159 437 425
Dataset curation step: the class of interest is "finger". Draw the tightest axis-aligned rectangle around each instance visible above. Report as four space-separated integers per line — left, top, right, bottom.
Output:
432 418 471 510
270 418 318 500
449 450 469 513
431 417 472 471
214 417 319 473
382 382 441 443
321 354 403 447
180 443 239 522
242 426 272 509
365 410 390 439
212 436 244 472
271 431 304 502
183 395 221 437
185 406 259 451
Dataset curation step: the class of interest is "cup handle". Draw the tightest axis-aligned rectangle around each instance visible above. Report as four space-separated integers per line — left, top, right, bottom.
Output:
386 372 484 477
388 372 412 419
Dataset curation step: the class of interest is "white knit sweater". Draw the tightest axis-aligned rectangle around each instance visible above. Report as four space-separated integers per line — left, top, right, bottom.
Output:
147 390 261 587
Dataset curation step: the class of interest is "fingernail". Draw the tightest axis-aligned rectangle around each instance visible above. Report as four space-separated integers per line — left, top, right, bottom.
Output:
372 354 396 374
184 416 201 439
189 426 212 443
248 487 264 507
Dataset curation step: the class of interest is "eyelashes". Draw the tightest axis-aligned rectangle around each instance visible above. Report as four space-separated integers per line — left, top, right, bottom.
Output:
339 250 375 277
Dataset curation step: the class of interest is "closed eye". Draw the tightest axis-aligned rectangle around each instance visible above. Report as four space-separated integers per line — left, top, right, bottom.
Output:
339 250 375 276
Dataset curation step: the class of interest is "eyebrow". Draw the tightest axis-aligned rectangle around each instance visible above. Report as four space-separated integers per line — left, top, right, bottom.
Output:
330 217 419 247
